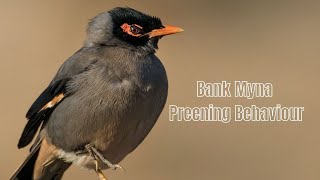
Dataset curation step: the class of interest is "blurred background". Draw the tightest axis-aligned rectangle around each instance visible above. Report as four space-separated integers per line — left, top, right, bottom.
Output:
0 0 319 180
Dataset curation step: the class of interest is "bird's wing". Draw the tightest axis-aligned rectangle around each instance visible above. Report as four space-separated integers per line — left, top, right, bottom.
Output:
18 78 69 148
18 48 98 148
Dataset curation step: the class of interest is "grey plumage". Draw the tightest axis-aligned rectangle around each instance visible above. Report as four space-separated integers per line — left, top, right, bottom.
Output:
47 45 168 164
12 7 182 180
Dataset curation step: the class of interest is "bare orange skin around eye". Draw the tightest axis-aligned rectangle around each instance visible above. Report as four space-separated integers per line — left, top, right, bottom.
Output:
120 23 143 37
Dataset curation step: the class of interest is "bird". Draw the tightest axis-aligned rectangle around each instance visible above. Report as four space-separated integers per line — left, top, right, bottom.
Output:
10 7 183 180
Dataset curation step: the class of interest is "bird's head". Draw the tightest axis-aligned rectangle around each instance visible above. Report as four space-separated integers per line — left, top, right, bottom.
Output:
85 7 183 52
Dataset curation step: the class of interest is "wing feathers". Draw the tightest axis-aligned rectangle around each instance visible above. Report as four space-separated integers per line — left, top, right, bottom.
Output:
18 79 68 149
26 78 69 119
40 93 64 111
18 50 98 149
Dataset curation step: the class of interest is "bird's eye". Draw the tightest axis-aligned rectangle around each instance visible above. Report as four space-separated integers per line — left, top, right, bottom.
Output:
130 25 143 35
120 23 144 37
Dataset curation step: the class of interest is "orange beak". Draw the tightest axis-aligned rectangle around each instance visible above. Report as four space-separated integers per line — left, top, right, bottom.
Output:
148 25 184 38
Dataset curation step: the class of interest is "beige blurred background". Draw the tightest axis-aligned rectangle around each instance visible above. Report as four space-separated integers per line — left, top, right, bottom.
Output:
1 0 320 179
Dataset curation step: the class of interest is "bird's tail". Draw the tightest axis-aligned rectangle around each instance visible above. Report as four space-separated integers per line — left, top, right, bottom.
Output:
10 138 71 180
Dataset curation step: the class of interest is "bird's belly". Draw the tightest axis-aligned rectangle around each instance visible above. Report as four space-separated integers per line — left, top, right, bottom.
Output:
47 61 168 169
94 93 163 164
56 94 164 170
49 83 166 170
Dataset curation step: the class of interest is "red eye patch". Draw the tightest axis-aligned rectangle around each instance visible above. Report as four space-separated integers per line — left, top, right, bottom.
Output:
120 23 144 37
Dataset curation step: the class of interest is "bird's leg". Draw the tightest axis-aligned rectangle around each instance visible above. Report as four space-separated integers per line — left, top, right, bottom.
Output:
85 144 125 171
85 144 108 180
96 169 108 180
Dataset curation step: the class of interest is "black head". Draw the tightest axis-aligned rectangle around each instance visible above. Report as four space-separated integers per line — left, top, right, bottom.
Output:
85 7 183 51
109 7 163 47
